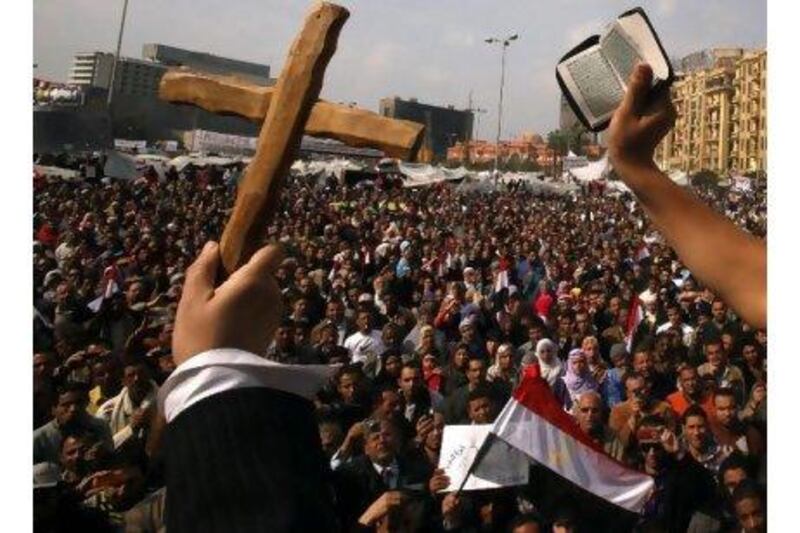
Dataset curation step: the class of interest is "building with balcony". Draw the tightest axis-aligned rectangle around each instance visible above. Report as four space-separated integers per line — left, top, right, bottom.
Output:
655 49 766 176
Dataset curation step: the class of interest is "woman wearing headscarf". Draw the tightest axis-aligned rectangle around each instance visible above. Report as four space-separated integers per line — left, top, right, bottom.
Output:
442 343 469 395
487 342 520 390
559 349 600 409
524 338 570 407
526 339 564 388
413 325 445 365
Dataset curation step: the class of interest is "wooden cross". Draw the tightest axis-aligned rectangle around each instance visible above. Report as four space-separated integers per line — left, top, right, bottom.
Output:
158 2 425 277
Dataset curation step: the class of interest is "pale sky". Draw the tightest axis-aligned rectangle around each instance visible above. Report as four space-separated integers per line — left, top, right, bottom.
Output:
34 0 766 138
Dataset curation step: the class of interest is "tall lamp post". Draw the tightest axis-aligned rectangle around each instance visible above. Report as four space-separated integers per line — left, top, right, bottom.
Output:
107 0 130 106
485 33 518 178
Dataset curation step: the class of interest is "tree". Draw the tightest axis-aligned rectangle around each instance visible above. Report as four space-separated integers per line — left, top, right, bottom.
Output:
546 130 568 175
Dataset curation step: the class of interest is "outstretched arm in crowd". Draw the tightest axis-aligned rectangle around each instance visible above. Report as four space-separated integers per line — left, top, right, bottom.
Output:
607 64 767 329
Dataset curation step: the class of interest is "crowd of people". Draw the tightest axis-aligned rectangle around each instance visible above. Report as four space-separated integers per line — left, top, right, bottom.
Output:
33 154 766 531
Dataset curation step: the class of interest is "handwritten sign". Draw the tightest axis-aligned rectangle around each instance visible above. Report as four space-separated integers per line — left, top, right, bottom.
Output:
438 424 529 492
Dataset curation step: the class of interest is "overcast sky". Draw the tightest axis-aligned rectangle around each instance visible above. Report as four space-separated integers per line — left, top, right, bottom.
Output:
34 0 766 137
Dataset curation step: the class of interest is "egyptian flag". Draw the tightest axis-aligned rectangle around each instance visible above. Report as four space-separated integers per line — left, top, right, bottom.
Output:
478 367 653 523
624 296 644 352
87 264 122 313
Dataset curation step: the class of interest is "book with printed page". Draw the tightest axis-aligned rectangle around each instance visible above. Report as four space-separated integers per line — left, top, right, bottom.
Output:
556 7 674 132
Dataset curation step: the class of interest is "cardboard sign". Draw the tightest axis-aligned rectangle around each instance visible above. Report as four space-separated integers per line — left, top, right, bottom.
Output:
438 424 529 492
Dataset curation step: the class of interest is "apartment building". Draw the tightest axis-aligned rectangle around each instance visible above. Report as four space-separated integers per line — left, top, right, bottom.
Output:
655 49 766 176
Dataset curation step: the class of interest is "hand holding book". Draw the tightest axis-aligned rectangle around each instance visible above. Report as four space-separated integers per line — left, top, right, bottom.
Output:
606 63 676 177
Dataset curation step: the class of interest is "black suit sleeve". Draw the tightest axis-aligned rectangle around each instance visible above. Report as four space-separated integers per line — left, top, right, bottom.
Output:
165 387 339 533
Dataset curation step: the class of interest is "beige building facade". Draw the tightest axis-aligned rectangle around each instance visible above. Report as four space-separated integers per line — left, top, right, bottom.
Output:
655 49 766 176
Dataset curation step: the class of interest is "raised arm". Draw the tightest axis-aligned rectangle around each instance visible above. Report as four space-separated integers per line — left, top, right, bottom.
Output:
607 64 766 329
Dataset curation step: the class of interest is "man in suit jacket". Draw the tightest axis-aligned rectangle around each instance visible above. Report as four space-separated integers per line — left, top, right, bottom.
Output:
333 417 429 530
159 242 339 532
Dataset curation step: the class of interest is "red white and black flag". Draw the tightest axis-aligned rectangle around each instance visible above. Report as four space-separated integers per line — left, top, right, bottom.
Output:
467 367 654 514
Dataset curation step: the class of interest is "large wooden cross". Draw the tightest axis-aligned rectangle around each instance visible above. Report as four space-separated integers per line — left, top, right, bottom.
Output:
158 2 424 277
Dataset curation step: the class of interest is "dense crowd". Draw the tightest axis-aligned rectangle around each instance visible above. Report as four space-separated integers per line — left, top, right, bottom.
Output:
33 161 767 532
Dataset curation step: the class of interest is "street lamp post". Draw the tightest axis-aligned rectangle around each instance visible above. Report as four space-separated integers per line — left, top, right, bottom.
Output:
485 33 518 179
107 0 130 106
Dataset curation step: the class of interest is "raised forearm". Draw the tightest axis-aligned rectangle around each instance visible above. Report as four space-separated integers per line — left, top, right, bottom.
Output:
616 160 766 328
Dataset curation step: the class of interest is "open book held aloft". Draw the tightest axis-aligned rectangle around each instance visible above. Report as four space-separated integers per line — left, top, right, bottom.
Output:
556 7 674 132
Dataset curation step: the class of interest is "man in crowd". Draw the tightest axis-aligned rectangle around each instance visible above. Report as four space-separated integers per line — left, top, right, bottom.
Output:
609 372 676 448
698 338 746 405
344 310 386 378
95 358 158 460
333 417 428 529
667 363 715 418
681 404 727 475
35 383 113 464
631 345 674 401
443 356 508 424
573 391 625 460
710 387 764 457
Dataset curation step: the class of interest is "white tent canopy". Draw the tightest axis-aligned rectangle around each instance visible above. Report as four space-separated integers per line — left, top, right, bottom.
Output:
291 158 366 181
167 154 245 171
34 165 80 181
567 156 609 183
397 162 470 188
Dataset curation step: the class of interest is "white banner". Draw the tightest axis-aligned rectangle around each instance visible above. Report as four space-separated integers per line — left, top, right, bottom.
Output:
438 424 529 492
114 139 147 151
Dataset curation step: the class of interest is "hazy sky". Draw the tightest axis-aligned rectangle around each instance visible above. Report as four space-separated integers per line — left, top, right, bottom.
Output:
34 0 766 137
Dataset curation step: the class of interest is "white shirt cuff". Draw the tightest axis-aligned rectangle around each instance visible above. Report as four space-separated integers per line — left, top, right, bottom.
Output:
158 348 338 423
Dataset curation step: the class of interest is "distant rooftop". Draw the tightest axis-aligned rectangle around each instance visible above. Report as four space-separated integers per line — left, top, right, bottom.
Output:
142 43 271 85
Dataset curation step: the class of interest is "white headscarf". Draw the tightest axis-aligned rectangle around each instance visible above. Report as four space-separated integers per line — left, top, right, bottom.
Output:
535 338 564 387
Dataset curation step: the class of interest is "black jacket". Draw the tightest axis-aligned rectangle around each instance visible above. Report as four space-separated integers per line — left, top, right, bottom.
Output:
333 453 429 530
165 387 339 533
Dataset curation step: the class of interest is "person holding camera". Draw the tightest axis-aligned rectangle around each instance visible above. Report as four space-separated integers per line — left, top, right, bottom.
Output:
609 372 676 449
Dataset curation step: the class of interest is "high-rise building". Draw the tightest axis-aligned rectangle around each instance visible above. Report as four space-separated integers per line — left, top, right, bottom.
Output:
68 52 116 88
141 44 271 86
655 49 766 175
63 44 273 142
379 97 473 160
731 50 767 173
